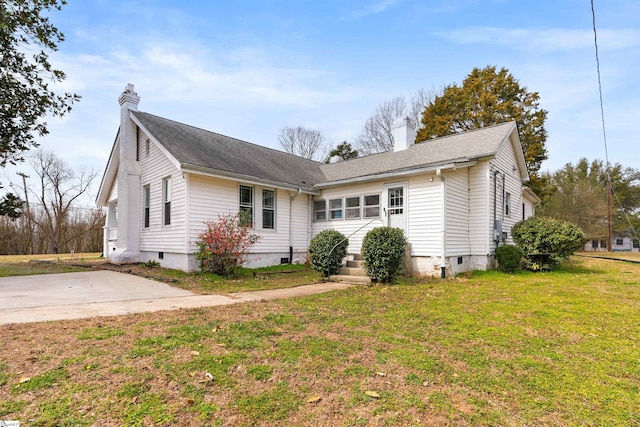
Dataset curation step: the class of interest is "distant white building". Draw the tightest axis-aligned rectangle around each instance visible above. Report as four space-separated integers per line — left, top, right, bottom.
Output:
96 84 540 277
583 236 640 252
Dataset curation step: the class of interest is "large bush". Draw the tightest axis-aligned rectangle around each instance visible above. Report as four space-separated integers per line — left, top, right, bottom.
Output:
362 227 407 283
494 244 524 273
196 213 261 277
309 230 348 277
512 216 585 271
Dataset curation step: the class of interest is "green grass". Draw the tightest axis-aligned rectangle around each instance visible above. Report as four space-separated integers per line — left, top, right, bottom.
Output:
1 257 639 425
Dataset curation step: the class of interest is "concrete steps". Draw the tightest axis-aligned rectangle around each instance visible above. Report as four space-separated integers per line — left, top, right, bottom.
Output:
329 254 370 284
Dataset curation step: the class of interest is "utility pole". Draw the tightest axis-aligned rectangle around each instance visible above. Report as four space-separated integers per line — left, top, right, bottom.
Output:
607 178 612 253
16 172 33 254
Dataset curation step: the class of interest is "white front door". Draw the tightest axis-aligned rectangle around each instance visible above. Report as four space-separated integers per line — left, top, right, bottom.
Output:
385 184 406 230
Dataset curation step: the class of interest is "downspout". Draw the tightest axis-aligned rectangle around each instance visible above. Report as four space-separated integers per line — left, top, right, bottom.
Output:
437 169 447 278
289 188 302 263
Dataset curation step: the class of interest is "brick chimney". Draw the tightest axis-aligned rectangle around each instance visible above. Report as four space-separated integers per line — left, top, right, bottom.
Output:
392 117 416 152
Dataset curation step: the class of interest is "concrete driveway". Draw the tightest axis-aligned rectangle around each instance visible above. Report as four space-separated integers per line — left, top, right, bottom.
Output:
0 270 352 325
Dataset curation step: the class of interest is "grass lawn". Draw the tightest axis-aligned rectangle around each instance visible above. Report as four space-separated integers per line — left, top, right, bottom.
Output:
1 256 639 426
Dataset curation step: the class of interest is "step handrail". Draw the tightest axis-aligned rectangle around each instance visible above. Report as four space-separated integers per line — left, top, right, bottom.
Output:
327 218 384 262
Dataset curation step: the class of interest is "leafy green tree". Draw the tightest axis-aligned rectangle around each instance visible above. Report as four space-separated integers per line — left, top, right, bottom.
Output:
325 141 359 163
0 0 79 217
416 66 548 186
538 158 640 239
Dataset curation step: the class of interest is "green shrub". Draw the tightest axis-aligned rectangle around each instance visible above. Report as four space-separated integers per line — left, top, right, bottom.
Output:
512 216 585 271
361 227 407 283
494 244 523 273
308 230 348 277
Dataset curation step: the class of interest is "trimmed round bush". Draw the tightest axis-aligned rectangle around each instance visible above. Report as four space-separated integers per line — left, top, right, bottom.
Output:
309 230 348 277
361 227 407 283
512 216 585 271
494 244 523 273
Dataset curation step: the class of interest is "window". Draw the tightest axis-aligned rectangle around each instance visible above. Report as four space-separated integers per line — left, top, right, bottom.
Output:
633 239 639 249
239 185 253 226
388 188 403 215
262 189 275 229
505 192 511 216
329 199 343 220
600 240 607 249
616 238 624 246
313 200 326 222
364 194 380 218
592 240 599 249
345 196 361 219
143 185 150 228
145 139 150 157
162 177 171 225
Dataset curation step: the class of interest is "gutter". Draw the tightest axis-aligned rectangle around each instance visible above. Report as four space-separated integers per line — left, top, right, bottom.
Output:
181 163 320 195
316 160 478 189
289 188 302 263
437 168 447 279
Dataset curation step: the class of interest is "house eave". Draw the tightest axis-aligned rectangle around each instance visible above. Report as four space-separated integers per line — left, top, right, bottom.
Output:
180 163 320 195
315 160 479 189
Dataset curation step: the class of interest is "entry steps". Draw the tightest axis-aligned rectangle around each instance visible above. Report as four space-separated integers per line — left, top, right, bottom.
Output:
329 253 371 284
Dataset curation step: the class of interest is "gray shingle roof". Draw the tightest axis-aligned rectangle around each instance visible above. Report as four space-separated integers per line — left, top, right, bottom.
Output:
132 111 517 190
132 111 325 192
319 122 517 183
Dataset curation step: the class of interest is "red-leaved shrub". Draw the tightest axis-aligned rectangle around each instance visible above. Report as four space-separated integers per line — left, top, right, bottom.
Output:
195 213 261 277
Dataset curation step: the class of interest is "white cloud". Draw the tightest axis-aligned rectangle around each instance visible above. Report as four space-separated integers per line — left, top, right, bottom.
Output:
433 27 640 53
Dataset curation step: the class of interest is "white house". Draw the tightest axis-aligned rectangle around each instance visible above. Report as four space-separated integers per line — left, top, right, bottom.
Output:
96 84 540 277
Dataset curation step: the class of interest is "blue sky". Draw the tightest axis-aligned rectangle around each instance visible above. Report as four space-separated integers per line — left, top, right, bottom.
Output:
4 0 639 200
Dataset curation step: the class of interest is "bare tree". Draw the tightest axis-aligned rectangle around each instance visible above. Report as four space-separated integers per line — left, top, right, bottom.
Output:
278 126 328 161
27 149 98 254
356 87 440 154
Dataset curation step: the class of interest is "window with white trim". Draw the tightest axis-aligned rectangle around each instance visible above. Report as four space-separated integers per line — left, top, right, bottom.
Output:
616 238 623 246
505 192 511 216
262 189 275 229
143 185 150 228
364 194 380 218
345 196 361 219
162 177 171 225
329 199 343 220
239 185 253 226
313 200 326 222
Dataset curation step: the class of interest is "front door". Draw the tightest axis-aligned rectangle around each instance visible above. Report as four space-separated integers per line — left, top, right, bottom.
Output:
386 184 406 230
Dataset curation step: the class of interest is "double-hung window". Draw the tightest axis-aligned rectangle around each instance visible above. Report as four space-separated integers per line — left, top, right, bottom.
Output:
313 200 326 222
262 189 275 229
345 196 361 219
239 185 254 226
143 185 150 228
505 192 511 216
364 194 380 218
329 199 343 220
162 177 171 225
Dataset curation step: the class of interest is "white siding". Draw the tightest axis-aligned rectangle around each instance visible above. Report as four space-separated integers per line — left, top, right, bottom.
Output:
407 174 442 256
137 131 185 254
444 168 470 256
468 161 490 256
186 174 308 259
312 176 443 257
107 177 118 203
490 135 526 252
